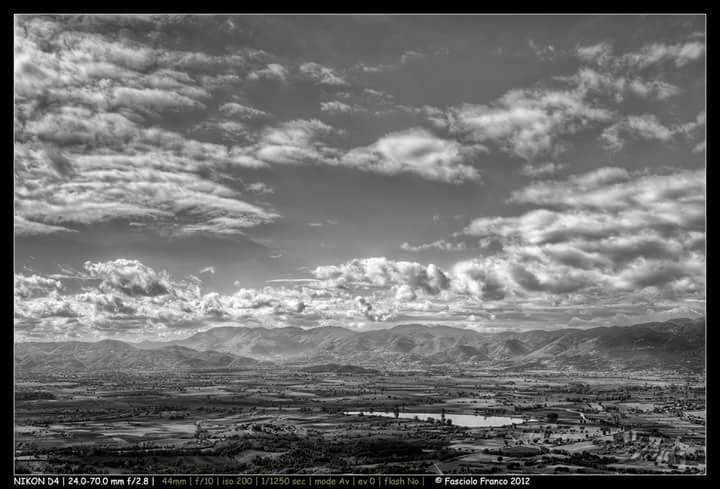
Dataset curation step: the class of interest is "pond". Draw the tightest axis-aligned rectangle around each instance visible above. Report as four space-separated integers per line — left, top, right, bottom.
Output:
343 411 532 427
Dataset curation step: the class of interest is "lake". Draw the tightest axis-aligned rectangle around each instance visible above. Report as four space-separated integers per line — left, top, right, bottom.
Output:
343 411 531 428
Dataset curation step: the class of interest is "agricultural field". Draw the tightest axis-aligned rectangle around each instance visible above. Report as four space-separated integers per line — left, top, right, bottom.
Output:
14 367 705 474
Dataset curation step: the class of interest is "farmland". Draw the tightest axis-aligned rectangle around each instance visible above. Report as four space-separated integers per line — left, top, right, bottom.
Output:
15 366 705 474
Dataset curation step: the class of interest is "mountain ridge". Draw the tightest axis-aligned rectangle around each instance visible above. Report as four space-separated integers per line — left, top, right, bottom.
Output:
15 317 704 373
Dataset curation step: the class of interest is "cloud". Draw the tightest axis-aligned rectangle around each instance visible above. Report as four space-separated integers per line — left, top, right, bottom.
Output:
448 88 613 160
247 63 289 82
355 296 395 321
17 256 429 339
16 138 279 235
299 62 348 86
576 42 614 66
15 216 75 237
508 166 703 213
599 110 704 150
13 20 231 119
320 100 368 115
400 50 425 64
14 17 280 237
111 87 207 117
568 68 681 101
40 144 75 177
614 259 700 290
218 102 270 120
189 118 253 143
84 259 173 296
15 274 63 299
576 41 705 69
312 257 451 295
13 17 705 337
250 119 339 165
340 128 484 183
13 237 704 340
450 259 512 300
401 240 468 252
519 162 566 177
621 42 706 69
601 114 674 149
528 40 558 61
442 38 701 161
459 167 704 301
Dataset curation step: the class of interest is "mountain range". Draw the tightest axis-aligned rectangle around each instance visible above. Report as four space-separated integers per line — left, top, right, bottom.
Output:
15 317 705 373
15 340 260 373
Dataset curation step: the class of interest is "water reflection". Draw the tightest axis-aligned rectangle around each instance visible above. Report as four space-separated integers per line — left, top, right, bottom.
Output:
343 411 531 427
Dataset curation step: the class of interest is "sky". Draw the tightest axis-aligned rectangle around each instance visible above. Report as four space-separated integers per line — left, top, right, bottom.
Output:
14 14 706 342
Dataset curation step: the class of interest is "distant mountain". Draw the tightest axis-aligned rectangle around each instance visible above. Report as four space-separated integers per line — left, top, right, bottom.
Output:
15 340 260 374
157 317 704 372
138 325 357 363
299 363 380 375
15 317 705 373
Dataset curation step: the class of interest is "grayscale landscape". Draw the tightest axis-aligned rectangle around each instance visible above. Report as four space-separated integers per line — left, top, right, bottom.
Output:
14 14 705 475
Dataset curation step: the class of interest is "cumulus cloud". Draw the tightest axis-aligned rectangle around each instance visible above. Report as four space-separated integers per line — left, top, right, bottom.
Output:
14 239 705 341
448 88 612 160
15 274 63 299
13 17 705 338
451 259 512 300
15 259 328 340
299 62 348 86
460 167 705 300
249 119 339 166
442 38 702 160
508 166 703 213
84 259 173 296
18 256 453 340
340 128 484 183
312 257 451 295
355 296 395 321
247 63 289 82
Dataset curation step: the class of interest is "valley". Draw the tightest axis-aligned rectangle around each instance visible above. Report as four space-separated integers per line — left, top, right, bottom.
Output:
14 367 705 474
14 318 706 475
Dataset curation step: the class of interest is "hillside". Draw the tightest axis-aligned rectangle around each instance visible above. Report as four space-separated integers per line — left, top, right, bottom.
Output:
15 317 705 373
15 340 260 373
